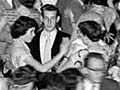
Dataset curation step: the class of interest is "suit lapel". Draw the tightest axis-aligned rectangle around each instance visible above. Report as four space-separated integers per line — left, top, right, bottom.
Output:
51 30 62 58
32 30 42 63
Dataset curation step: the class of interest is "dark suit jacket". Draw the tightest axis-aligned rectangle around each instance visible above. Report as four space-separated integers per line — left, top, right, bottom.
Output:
100 78 120 90
28 29 70 64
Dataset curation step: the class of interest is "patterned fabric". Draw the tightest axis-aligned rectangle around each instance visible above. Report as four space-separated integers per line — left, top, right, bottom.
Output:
11 39 31 69
9 39 35 90
0 24 13 60
77 5 117 31
2 9 41 26
78 11 103 25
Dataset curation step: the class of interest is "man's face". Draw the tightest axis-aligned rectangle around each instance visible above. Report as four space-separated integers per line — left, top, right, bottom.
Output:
42 10 58 32
86 57 106 83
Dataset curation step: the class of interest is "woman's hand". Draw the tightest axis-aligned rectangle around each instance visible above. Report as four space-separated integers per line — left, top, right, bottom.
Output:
104 31 114 44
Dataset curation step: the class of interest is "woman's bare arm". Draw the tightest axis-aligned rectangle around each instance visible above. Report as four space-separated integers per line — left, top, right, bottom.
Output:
24 37 70 72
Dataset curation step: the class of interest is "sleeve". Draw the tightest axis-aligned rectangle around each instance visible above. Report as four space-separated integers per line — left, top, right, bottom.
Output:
12 48 31 68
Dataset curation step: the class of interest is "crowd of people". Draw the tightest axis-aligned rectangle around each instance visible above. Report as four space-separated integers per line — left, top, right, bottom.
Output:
0 0 120 90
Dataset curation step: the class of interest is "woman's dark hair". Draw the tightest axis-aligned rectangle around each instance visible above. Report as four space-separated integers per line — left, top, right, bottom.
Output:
18 0 36 8
60 68 84 90
10 65 38 85
11 16 39 39
78 20 102 42
38 72 66 90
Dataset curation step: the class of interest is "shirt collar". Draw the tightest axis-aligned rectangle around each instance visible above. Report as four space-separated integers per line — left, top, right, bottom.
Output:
42 29 57 38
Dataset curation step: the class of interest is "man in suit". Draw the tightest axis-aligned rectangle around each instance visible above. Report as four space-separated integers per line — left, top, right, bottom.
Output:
82 52 120 90
28 4 70 71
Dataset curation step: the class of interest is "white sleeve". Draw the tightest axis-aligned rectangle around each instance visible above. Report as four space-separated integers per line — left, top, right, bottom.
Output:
12 48 31 68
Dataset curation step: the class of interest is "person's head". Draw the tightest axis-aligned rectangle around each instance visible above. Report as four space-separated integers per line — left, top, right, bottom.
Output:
38 72 66 90
18 0 36 8
11 16 39 43
78 21 102 43
13 0 41 10
84 52 107 83
60 68 84 90
40 4 60 32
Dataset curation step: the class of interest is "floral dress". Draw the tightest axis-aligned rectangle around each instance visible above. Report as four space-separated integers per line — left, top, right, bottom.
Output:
10 39 35 90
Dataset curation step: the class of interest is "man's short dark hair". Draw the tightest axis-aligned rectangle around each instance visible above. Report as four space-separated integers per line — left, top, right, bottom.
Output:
41 4 60 17
84 52 105 67
11 16 39 39
18 0 36 8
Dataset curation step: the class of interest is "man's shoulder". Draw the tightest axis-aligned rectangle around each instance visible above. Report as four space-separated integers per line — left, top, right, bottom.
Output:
58 30 71 38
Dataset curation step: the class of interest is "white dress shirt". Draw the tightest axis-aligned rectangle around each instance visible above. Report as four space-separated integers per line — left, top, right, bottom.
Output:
40 29 57 64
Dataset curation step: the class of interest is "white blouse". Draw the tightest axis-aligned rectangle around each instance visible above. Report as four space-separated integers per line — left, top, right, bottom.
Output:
11 39 31 68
